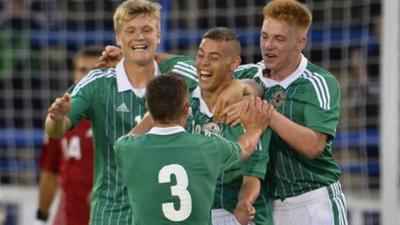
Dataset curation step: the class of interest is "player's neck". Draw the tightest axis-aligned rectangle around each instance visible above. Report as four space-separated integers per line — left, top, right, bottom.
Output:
124 60 155 89
153 119 185 128
201 77 232 111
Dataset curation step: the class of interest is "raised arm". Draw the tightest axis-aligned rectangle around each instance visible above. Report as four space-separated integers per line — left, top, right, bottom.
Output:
45 93 72 138
269 109 327 159
129 112 154 135
213 79 263 123
95 45 123 68
236 96 272 161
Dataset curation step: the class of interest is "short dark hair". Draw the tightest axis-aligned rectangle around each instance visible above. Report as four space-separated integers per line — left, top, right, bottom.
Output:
202 27 241 55
146 72 188 122
74 46 104 60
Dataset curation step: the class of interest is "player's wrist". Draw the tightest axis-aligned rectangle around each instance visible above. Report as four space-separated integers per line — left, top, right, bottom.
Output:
244 127 263 137
49 113 65 122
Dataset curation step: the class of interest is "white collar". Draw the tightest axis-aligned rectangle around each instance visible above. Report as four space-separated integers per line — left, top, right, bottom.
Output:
148 126 186 135
116 58 161 95
256 54 308 89
191 86 213 117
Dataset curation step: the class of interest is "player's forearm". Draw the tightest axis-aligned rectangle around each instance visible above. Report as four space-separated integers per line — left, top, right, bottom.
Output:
237 128 263 161
269 109 327 159
38 171 59 216
45 115 71 138
241 79 263 97
130 112 153 135
237 176 260 205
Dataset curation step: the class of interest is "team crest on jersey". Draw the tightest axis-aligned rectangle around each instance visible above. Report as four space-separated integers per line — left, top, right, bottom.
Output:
202 122 221 136
271 90 285 108
188 107 193 116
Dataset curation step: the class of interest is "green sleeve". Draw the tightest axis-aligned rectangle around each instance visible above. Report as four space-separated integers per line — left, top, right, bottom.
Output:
304 74 340 139
66 69 105 128
234 63 260 80
114 134 132 182
242 129 272 179
210 134 242 173
159 55 198 93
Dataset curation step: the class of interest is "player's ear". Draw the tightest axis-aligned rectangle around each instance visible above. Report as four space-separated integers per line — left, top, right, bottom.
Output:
230 56 241 71
297 34 307 51
182 101 189 116
157 30 161 44
115 34 122 47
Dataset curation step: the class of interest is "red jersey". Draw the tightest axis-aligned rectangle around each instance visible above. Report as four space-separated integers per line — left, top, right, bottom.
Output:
39 120 94 225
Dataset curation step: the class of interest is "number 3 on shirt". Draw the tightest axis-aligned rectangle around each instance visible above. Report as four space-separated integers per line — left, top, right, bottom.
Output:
158 164 192 221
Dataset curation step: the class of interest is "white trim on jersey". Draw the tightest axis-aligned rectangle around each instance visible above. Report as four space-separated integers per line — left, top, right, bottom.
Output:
303 70 331 110
176 61 197 75
191 87 213 117
253 54 308 89
115 59 161 93
71 69 114 96
148 126 186 135
235 63 258 72
173 62 198 82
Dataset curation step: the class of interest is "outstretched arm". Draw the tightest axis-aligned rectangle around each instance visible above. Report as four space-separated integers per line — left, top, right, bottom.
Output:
129 112 153 135
269 109 327 159
225 99 327 159
213 79 263 123
95 45 123 68
236 96 272 161
45 93 72 138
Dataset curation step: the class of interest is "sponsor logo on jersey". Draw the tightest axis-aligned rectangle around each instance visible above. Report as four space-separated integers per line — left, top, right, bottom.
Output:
116 103 130 112
202 122 221 135
271 90 285 108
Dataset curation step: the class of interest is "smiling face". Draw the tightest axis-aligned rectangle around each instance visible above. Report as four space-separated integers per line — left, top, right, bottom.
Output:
260 18 306 79
116 14 160 66
195 38 240 93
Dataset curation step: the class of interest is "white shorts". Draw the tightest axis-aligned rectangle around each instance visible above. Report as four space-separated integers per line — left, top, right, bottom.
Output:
273 181 348 225
211 208 255 225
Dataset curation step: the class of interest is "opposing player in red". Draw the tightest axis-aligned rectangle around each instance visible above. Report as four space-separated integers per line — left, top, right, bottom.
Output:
35 46 103 225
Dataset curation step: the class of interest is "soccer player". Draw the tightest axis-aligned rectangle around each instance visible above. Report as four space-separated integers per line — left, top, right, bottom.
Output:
114 73 271 225
35 46 102 225
190 27 272 225
44 1 198 224
227 0 348 224
99 28 272 224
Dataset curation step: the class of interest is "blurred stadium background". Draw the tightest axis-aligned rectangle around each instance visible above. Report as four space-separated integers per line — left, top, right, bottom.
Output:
0 0 398 225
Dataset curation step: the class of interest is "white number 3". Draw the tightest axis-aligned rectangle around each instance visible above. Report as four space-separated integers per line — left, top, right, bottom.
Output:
158 164 192 221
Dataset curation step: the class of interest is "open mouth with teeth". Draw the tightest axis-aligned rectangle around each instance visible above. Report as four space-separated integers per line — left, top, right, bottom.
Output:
265 53 277 59
132 44 148 51
199 70 213 81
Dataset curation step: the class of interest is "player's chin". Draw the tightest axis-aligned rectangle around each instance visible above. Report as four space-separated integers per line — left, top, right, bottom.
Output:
263 60 277 71
130 54 153 65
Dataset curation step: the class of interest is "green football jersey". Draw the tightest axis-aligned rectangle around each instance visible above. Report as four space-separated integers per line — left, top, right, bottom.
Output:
234 55 341 200
66 55 197 225
186 87 272 225
114 126 242 225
